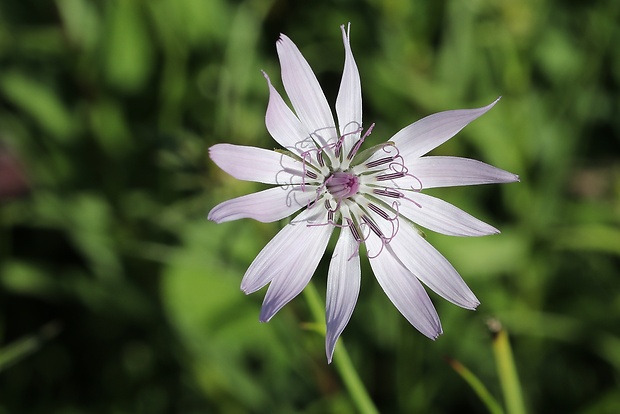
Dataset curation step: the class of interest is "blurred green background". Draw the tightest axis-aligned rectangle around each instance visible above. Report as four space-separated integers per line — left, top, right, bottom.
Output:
1 0 619 412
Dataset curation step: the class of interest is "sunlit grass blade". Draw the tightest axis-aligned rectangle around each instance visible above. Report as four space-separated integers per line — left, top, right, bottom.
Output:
0 321 62 372
446 356 504 414
488 319 527 414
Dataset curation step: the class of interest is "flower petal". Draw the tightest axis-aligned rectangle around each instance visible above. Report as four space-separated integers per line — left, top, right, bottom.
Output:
390 98 500 160
276 34 337 149
366 234 442 339
208 186 317 224
263 71 316 155
325 223 361 363
381 218 479 309
394 192 499 237
240 207 330 295
336 23 362 153
258 210 333 322
408 156 520 189
210 143 306 185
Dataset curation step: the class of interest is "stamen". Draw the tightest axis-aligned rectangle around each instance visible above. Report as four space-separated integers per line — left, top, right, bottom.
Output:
367 203 390 220
373 187 422 208
317 151 325 167
349 219 362 242
334 138 343 158
306 170 318 180
373 188 402 198
347 123 375 160
346 218 363 261
376 171 406 181
365 156 394 168
361 215 383 238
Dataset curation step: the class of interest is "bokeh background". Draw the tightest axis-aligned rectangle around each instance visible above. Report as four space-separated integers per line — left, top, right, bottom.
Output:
1 0 619 412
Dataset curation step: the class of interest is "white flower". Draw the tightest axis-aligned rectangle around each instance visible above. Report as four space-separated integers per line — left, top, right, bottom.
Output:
208 24 519 362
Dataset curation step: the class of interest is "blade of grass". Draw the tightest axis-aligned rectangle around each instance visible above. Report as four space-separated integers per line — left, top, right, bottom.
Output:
0 321 62 372
447 356 505 414
488 319 527 414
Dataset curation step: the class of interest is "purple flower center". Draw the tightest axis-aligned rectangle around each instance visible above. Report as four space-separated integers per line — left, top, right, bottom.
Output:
326 171 360 200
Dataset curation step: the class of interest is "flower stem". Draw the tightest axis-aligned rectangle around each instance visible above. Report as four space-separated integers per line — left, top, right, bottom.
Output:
303 282 379 414
447 357 504 414
488 319 527 414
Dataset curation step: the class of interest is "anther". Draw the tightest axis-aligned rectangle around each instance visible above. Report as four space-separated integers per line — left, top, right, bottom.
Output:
361 215 384 238
376 172 406 181
365 156 394 168
367 203 390 220
373 188 403 198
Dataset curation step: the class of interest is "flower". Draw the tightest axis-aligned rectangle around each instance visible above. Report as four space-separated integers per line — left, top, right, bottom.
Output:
208 24 519 363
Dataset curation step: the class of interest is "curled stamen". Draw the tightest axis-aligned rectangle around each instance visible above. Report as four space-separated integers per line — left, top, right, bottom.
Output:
366 243 384 259
317 150 325 167
384 155 424 192
360 214 398 259
307 213 352 229
373 188 402 198
347 123 375 161
367 203 390 220
346 218 363 261
306 185 327 210
373 187 422 208
376 171 406 181
365 156 394 169
361 215 383 239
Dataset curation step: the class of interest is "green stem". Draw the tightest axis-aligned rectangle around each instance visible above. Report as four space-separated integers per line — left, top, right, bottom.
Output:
489 320 527 414
303 282 379 414
447 357 504 414
0 321 62 372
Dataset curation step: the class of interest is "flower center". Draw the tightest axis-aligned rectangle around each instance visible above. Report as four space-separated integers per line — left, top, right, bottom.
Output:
326 171 360 200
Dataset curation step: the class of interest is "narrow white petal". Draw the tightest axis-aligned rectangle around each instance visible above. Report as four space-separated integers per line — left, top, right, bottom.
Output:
210 143 306 185
389 98 500 160
325 225 361 363
208 186 317 224
366 234 442 339
259 210 333 322
276 34 338 149
408 156 520 189
336 23 362 153
241 208 330 295
263 71 316 155
394 192 499 237
385 220 479 309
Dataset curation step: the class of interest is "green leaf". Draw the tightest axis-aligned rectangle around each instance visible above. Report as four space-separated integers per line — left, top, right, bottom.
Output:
0 72 75 142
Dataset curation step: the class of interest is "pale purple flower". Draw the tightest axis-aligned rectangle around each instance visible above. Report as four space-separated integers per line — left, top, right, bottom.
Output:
208 24 519 363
